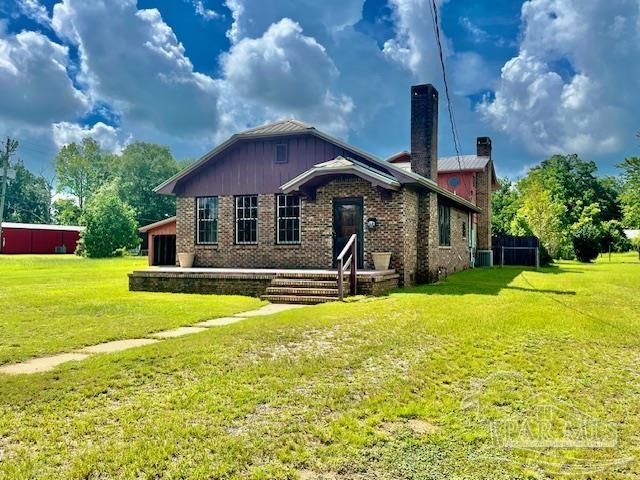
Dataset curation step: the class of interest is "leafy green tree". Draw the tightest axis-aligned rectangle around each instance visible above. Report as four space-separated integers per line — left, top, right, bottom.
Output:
515 184 566 257
491 178 521 235
600 219 630 253
79 185 139 257
3 161 50 223
54 138 113 210
52 198 82 225
570 203 604 262
113 142 179 226
618 157 640 228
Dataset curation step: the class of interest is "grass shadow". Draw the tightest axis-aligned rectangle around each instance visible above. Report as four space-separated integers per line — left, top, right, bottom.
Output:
388 265 577 298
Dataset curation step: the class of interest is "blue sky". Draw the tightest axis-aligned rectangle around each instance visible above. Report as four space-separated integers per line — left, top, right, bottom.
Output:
0 0 638 179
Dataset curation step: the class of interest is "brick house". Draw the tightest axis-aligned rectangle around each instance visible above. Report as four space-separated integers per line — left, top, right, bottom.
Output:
132 84 495 302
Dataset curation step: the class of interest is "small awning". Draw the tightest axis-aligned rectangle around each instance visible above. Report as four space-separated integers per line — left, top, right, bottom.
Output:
281 156 401 193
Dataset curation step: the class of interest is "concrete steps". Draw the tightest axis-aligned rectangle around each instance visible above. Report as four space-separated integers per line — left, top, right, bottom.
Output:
260 294 340 304
261 272 346 304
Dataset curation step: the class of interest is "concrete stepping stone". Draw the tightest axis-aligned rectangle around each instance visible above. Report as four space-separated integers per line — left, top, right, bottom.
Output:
195 317 244 327
149 326 207 338
234 303 306 317
79 338 159 354
0 352 89 375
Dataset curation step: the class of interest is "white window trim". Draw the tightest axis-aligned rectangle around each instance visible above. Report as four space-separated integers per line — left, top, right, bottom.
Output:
235 195 258 244
276 194 301 245
196 197 218 245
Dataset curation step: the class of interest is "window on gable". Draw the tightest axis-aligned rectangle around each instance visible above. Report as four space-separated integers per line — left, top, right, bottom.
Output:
438 202 451 246
235 195 258 244
462 221 467 239
277 194 301 244
275 143 288 164
197 197 218 244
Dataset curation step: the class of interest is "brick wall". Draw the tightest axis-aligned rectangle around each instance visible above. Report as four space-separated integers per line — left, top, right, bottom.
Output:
176 176 410 278
432 205 471 277
475 163 492 250
175 175 470 286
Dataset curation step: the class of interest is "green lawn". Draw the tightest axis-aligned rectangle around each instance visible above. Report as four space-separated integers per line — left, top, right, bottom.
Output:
0 253 639 479
0 255 263 364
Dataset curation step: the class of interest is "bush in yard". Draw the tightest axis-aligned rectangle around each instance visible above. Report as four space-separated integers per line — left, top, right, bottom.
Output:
571 223 603 263
79 185 139 257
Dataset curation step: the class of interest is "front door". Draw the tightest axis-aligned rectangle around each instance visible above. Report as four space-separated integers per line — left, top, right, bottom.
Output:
333 198 364 268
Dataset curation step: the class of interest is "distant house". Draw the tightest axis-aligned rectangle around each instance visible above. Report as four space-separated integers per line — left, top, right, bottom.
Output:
1 222 83 254
132 84 496 301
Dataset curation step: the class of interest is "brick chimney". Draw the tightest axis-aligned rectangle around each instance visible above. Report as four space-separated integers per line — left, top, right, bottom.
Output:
410 84 438 180
477 136 492 158
475 136 493 251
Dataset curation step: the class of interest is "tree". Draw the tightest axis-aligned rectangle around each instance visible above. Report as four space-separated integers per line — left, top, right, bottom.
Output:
571 203 603 263
515 184 566 257
491 178 521 236
52 198 82 225
3 161 51 224
79 185 139 257
113 142 179 226
618 157 640 228
54 138 112 210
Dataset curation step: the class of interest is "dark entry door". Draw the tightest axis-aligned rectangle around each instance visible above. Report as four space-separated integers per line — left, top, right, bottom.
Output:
153 235 176 266
333 198 364 268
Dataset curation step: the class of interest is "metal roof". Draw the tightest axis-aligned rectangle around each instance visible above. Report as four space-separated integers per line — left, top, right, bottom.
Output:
240 119 312 136
438 155 490 172
281 156 401 193
154 120 481 213
138 216 177 233
1 222 84 232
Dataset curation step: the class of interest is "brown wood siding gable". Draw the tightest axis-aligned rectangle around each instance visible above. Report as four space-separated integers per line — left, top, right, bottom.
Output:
175 134 364 197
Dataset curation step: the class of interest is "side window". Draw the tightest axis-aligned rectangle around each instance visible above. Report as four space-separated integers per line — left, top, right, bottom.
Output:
438 202 451 246
196 197 218 244
276 194 301 244
235 195 258 244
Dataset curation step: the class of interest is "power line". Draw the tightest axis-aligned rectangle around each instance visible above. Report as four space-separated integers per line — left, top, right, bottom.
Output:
428 0 472 195
0 137 20 251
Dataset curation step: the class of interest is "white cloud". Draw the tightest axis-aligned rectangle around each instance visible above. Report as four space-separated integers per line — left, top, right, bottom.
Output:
51 0 221 138
52 121 129 154
224 0 365 43
0 30 89 129
191 0 220 21
17 0 50 26
221 18 354 137
383 0 493 95
480 0 640 156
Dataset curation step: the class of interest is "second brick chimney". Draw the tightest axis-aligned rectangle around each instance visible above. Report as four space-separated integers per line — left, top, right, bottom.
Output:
410 84 439 181
476 136 492 158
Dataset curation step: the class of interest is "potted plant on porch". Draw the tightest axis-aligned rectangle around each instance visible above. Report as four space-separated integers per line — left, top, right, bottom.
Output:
371 252 392 270
178 252 195 268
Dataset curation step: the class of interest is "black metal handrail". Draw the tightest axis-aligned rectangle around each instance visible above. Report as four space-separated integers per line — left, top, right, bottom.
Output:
337 233 357 301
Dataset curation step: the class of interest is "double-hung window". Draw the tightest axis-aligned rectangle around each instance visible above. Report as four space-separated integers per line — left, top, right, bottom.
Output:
235 195 258 244
277 194 301 244
438 202 451 246
197 197 218 244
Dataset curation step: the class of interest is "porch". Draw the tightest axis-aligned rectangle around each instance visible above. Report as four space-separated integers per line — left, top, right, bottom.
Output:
128 267 400 303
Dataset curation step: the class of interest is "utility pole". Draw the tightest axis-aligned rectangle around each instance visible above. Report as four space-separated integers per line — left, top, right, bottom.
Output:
0 137 19 253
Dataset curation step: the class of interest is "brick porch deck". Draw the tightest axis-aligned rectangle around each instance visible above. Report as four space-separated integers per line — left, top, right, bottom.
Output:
128 267 400 299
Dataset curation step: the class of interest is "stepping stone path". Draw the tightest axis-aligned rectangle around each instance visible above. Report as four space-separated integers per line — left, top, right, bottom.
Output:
0 303 306 376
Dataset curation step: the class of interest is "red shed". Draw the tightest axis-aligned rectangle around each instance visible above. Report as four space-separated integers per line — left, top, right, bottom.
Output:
139 217 176 266
1 222 84 254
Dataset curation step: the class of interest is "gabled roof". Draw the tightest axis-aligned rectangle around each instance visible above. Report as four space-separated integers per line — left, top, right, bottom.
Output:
281 156 401 193
154 119 481 213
